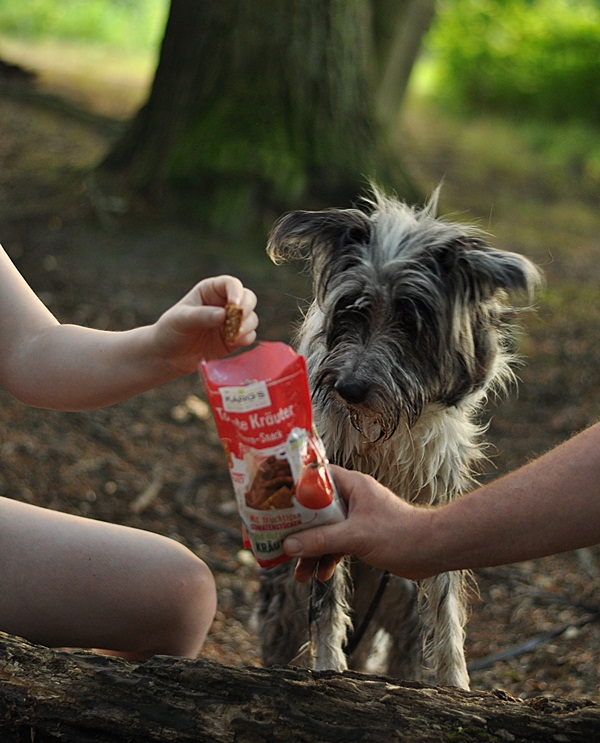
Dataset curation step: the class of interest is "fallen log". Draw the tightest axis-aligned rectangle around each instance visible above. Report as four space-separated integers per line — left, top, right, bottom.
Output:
1 631 599 742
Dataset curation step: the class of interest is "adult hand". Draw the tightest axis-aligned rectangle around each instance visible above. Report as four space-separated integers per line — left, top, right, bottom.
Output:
284 465 436 583
287 423 600 584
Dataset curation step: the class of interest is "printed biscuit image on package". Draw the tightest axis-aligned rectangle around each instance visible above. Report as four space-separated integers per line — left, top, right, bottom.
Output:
200 342 346 568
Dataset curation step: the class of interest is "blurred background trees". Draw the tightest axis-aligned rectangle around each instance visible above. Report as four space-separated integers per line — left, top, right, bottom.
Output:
1 0 599 232
428 0 600 124
100 0 434 230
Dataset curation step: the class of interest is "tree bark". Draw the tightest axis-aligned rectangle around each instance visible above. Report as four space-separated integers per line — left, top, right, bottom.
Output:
102 1 229 190
1 632 599 742
100 0 422 230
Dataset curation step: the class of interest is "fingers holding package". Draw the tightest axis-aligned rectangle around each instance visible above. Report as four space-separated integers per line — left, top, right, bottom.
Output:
283 465 435 583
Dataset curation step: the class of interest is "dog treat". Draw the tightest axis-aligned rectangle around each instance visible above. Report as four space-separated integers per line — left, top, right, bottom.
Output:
200 342 346 568
223 303 243 344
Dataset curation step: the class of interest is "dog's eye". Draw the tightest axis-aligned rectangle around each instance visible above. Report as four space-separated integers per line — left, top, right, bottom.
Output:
394 297 414 318
394 297 422 333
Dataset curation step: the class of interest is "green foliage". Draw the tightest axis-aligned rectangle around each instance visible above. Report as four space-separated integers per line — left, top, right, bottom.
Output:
0 0 168 50
427 0 600 124
522 118 600 188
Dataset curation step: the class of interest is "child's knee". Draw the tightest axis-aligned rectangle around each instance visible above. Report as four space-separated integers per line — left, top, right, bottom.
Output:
165 547 217 656
180 552 217 620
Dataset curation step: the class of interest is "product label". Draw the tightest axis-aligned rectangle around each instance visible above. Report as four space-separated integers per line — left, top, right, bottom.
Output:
219 381 271 413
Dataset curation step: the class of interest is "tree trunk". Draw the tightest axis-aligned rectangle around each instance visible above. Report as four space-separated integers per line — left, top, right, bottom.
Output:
1 632 599 742
100 0 421 231
102 1 230 192
372 0 437 130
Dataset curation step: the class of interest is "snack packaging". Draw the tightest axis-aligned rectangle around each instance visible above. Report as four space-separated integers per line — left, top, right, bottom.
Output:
200 342 346 568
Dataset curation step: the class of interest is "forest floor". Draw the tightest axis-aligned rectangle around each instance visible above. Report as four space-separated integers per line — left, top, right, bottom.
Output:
1 49 599 702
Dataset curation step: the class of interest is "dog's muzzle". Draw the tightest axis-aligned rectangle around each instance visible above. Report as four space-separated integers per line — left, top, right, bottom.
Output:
314 369 403 443
333 378 389 442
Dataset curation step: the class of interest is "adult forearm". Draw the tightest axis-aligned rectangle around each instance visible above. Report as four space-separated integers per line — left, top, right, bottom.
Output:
286 425 600 582
427 422 600 574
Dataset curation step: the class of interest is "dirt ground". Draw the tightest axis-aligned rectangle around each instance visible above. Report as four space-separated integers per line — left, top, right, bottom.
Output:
1 67 599 703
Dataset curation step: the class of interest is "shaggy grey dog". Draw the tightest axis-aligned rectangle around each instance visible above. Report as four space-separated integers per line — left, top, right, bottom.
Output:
258 187 541 689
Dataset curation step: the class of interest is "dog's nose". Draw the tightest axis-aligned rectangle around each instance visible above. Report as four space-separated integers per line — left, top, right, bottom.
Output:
334 379 368 404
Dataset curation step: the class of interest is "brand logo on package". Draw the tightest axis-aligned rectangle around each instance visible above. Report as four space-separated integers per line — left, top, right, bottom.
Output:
220 381 271 413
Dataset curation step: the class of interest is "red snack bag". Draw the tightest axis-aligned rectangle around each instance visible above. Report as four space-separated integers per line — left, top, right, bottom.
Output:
200 342 346 568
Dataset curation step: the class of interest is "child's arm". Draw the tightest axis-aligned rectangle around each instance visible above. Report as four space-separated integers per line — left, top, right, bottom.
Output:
0 246 258 411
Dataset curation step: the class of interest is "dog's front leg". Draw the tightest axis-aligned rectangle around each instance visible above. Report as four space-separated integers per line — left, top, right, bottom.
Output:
420 571 470 689
310 559 352 672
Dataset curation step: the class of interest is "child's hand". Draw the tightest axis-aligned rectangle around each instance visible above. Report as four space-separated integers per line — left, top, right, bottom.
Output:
151 275 258 373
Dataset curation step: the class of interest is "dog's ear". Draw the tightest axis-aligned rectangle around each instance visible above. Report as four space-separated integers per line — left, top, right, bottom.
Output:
266 209 372 267
443 236 543 301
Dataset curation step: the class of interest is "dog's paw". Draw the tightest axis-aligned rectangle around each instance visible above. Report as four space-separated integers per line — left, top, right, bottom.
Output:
312 647 348 673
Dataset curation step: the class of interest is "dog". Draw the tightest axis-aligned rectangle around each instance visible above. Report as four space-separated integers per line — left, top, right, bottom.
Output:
256 186 541 689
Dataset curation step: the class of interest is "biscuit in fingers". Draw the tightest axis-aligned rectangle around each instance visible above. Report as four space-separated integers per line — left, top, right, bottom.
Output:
223 304 244 344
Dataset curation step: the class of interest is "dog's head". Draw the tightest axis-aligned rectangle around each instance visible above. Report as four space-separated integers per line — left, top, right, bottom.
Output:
267 187 542 442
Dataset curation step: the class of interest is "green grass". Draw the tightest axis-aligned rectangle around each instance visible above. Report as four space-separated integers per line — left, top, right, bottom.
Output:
0 0 169 51
399 90 600 269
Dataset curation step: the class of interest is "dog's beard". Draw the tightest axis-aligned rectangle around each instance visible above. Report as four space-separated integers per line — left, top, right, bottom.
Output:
311 361 420 444
348 409 390 444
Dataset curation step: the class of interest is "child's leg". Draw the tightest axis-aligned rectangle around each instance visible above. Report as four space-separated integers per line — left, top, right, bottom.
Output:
0 496 216 659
